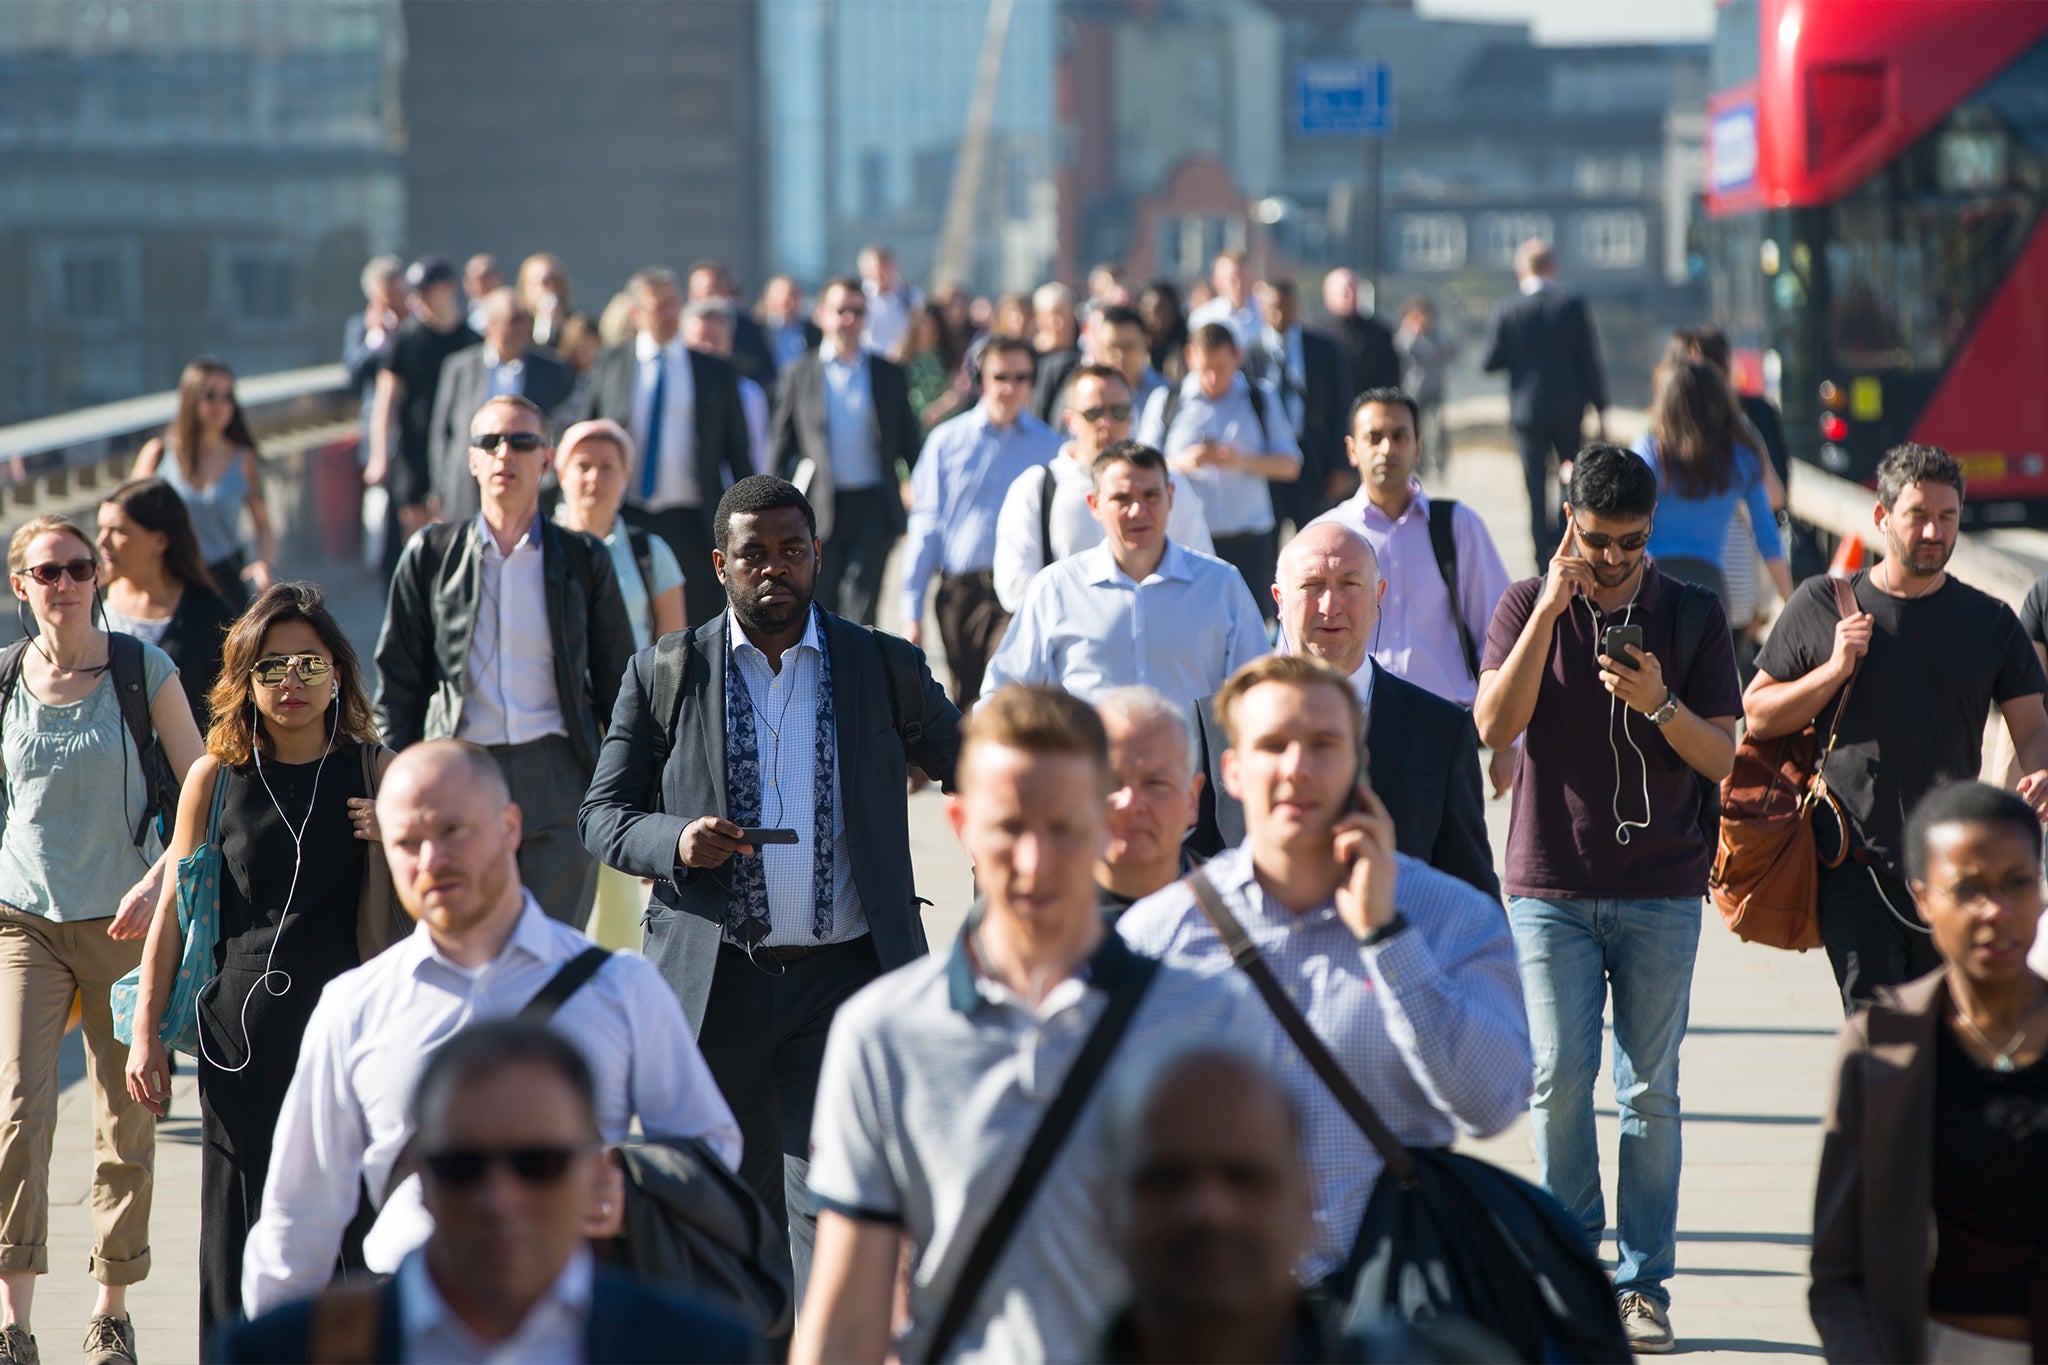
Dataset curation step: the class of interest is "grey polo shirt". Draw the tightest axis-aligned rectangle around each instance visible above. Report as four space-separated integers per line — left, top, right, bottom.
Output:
808 920 1267 1363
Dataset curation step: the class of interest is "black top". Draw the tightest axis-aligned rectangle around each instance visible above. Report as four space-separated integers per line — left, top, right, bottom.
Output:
1927 1023 2048 1316
383 317 480 469
2020 572 2048 654
214 742 369 977
157 586 237 729
1755 570 2046 866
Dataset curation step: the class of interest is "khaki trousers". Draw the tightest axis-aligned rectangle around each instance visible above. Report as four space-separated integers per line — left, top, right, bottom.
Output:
0 907 153 1283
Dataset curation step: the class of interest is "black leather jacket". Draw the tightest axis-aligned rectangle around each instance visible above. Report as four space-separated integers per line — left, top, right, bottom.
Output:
372 515 633 778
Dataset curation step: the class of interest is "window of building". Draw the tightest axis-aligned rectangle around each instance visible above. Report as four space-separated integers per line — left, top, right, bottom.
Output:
231 255 297 322
1478 211 1555 268
1398 213 1467 272
53 246 134 323
1575 210 1648 269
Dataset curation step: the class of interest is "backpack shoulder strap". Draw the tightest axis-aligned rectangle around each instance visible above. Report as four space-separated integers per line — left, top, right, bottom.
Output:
0 639 29 735
520 947 612 1021
646 627 695 785
625 524 659 602
1670 580 1718 694
1038 461 1059 570
868 626 925 752
108 632 177 846
1426 499 1481 682
1245 380 1270 450
1161 383 1183 438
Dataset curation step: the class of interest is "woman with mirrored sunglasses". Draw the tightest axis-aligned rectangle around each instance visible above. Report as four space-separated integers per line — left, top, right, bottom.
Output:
130 358 278 613
122 583 392 1344
97 478 237 730
0 515 206 1365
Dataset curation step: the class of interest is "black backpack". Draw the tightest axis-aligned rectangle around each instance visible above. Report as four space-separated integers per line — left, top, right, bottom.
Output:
1425 499 1482 683
1669 580 1727 846
0 632 179 849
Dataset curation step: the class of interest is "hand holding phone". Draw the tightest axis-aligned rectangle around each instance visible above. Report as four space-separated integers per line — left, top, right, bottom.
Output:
1601 624 1645 670
737 827 800 847
1331 782 1399 939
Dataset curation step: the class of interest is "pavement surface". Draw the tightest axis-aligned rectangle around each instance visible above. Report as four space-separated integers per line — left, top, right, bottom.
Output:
44 441 1840 1361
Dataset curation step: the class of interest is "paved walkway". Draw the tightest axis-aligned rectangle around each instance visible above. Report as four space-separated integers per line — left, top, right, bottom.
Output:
49 443 1840 1360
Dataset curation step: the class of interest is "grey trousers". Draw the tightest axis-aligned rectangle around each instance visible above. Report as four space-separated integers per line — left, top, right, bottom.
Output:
490 735 600 930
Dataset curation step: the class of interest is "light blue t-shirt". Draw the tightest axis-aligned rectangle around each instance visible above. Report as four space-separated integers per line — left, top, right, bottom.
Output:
558 513 685 650
1632 435 1784 570
0 641 177 921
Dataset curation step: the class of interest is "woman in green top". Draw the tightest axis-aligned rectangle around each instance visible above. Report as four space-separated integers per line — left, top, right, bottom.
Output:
0 514 204 1365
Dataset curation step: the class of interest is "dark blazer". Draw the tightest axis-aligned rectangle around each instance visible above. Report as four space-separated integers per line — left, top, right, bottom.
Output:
154 585 236 729
1031 346 1084 425
1187 666 1499 899
1482 286 1609 433
428 342 576 524
1274 326 1355 526
373 516 634 780
770 350 921 537
729 311 778 396
210 1263 766 1364
1335 312 1402 394
573 343 756 538
579 610 963 1032
1810 969 1950 1365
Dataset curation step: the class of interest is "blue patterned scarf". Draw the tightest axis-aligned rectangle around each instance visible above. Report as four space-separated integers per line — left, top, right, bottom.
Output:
723 611 836 944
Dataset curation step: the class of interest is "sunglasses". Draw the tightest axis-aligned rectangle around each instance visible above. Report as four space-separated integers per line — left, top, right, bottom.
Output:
21 559 96 586
986 371 1034 385
1075 404 1133 423
1572 525 1651 553
834 305 866 318
472 431 546 453
251 653 334 687
422 1144 590 1189
200 389 234 404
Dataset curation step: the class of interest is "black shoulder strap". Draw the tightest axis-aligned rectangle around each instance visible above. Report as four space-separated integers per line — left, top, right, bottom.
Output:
1427 499 1481 682
108 632 177 846
646 628 695 786
625 524 659 603
1245 380 1270 450
0 639 28 734
869 626 925 752
1038 461 1059 570
1184 869 1416 1187
519 947 612 1021
923 951 1161 1363
1161 384 1182 438
1670 580 1718 694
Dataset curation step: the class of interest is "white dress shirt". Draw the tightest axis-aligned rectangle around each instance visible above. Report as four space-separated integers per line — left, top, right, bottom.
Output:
459 512 567 748
630 332 699 510
726 608 866 947
861 281 923 358
484 345 526 399
984 541 1271 712
399 1245 593 1365
991 445 1215 613
242 895 741 1316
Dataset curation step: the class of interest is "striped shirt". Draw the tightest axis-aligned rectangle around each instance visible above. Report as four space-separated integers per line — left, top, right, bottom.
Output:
807 921 1267 1363
1118 844 1532 1280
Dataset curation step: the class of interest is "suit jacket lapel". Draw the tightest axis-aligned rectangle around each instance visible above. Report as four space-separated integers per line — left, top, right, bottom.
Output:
824 611 859 790
1364 677 1406 787
693 613 728 814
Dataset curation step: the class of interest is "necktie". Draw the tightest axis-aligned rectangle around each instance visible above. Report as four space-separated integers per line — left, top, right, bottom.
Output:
639 352 667 502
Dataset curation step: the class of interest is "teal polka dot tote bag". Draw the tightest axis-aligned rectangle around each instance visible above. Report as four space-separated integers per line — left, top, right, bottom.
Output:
111 768 229 1055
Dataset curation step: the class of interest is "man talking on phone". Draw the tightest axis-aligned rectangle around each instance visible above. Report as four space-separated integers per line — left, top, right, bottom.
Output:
1472 445 1740 1354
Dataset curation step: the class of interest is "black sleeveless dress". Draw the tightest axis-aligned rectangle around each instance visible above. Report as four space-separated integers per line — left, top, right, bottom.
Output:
193 742 370 1338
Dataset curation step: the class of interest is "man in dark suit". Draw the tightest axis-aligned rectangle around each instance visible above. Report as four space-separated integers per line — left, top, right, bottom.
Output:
1482 238 1610 566
214 1020 764 1364
429 287 577 524
771 277 922 626
572 266 756 627
689 259 779 397
579 475 962 1305
1321 269 1402 391
1257 279 1354 527
1187 521 1497 898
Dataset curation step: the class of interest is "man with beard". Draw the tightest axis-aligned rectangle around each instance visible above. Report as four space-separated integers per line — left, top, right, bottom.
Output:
242 741 738 1316
1746 443 2048 1009
579 475 963 1311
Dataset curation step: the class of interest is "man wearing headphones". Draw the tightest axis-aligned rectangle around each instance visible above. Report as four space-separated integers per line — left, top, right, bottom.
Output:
1472 445 1741 1356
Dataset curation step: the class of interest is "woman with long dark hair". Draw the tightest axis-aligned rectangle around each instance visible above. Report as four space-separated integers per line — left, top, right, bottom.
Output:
132 359 278 611
124 583 389 1341
97 478 237 728
1139 280 1189 383
1632 358 1794 607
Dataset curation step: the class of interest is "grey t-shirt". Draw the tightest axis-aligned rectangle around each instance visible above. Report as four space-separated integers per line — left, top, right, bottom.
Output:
0 642 177 920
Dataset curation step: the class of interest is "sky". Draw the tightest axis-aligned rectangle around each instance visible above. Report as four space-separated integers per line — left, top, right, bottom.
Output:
1418 0 1715 45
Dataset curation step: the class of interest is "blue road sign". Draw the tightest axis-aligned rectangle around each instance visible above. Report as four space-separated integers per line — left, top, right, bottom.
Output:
1294 59 1390 139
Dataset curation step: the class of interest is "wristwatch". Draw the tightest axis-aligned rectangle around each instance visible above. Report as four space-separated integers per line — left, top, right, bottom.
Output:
1647 691 1679 727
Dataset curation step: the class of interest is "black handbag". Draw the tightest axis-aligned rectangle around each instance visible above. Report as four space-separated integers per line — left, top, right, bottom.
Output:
1184 870 1630 1364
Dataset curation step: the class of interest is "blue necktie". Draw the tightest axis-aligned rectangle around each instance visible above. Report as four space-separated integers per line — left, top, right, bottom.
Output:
639 353 667 502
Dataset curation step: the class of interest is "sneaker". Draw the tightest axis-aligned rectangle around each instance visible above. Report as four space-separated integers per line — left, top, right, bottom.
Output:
1618 1292 1674 1354
81 1314 133 1365
0 1323 37 1365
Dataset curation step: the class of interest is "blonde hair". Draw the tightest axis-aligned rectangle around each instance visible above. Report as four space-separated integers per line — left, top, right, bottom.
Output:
960 685 1112 794
556 419 635 470
8 514 96 573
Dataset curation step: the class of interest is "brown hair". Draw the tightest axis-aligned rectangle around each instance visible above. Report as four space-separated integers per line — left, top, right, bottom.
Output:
99 479 220 596
1214 654 1361 749
1649 359 1744 500
206 582 379 767
8 514 97 574
168 358 259 484
960 685 1112 793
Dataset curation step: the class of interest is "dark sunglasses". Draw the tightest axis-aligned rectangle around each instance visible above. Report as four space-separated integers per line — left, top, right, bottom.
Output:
834 304 866 317
422 1144 590 1189
21 559 96 586
472 431 546 453
200 388 234 404
1572 525 1651 553
251 653 334 687
1075 404 1133 423
985 371 1035 385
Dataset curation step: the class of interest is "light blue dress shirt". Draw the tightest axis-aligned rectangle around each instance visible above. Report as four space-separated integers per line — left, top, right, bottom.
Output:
821 346 882 489
899 405 1063 624
984 541 1270 712
1135 374 1302 538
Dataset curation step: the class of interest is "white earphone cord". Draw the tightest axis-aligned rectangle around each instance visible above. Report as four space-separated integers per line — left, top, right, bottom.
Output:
1579 585 1653 846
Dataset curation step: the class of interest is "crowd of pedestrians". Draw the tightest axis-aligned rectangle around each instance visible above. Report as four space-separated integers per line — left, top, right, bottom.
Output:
0 232 2044 1365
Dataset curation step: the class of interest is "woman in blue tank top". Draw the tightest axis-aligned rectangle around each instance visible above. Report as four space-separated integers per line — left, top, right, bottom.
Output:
131 359 278 613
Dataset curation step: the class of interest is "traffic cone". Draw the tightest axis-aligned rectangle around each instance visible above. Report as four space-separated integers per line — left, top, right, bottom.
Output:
1828 535 1865 578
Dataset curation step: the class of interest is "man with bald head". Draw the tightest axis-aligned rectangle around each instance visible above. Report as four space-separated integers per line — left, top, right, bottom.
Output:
1095 687 1205 920
241 740 740 1317
1187 521 1498 897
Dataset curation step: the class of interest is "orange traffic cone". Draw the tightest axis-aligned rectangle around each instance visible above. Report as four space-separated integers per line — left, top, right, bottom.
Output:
1829 535 1865 578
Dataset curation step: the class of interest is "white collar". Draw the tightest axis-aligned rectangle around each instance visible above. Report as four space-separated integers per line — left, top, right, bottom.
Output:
484 346 523 370
1081 538 1184 587
727 604 824 662
819 341 866 368
405 891 555 984
635 332 682 363
474 509 543 556
1349 655 1377 711
1520 276 1554 296
399 1244 594 1350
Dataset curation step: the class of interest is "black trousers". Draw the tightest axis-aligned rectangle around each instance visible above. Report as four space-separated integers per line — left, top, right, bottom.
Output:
490 736 600 931
695 935 882 1310
1816 855 1942 1013
624 503 724 629
820 487 896 627
933 570 1010 708
1515 422 1585 567
1211 529 1280 623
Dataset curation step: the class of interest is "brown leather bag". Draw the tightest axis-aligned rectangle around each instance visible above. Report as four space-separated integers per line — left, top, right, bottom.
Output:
1709 576 1861 951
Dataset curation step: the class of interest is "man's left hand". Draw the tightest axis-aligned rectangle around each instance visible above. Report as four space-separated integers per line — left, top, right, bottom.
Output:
1599 645 1669 716
1333 784 1400 938
2018 770 2048 819
1487 746 1516 799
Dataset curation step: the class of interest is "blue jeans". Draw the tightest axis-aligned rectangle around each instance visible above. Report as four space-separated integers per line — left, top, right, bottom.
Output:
1507 896 1701 1307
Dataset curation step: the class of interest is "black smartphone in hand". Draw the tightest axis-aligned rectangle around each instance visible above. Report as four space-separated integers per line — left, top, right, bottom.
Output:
1602 624 1645 669
737 827 800 846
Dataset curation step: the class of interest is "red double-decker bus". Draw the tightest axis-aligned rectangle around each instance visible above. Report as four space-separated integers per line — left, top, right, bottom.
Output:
1705 0 2048 525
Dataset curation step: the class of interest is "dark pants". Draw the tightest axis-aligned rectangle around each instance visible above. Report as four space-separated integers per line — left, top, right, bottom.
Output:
933 570 1009 708
1516 422 1586 566
1817 855 1941 1013
821 488 896 627
491 735 600 930
1211 529 1280 623
624 503 724 629
695 936 882 1310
